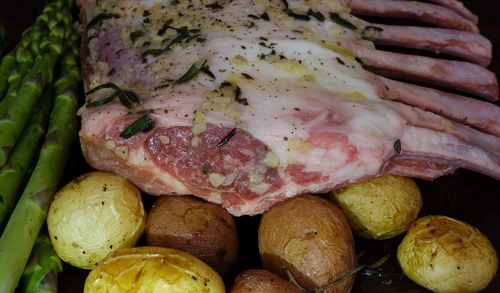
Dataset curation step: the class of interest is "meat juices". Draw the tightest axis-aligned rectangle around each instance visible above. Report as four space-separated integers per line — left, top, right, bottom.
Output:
78 0 499 215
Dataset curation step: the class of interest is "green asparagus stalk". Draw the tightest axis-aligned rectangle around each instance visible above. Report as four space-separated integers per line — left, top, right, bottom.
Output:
0 13 69 168
0 51 17 100
0 87 53 227
0 47 35 117
0 38 79 292
21 231 63 293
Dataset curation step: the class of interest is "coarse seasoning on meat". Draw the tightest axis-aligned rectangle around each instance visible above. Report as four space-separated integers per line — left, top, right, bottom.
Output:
77 0 500 216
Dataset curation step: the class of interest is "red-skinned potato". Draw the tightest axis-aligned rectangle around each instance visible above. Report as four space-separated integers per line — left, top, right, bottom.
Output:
258 194 357 292
145 195 238 273
230 269 301 293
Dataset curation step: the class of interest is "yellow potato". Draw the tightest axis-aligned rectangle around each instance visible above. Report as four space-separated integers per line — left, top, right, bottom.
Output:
398 215 498 293
258 194 357 293
47 171 146 269
84 246 225 293
329 175 422 239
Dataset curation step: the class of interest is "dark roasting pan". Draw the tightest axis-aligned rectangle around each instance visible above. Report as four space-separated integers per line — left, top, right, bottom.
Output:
0 0 498 291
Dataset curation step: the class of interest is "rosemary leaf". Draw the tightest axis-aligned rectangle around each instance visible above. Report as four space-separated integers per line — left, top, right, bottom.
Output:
118 93 133 109
86 13 120 30
176 59 207 84
120 115 156 139
142 48 165 58
86 92 119 108
394 139 401 154
85 82 120 95
130 30 144 43
217 128 237 147
329 13 357 30
158 19 173 36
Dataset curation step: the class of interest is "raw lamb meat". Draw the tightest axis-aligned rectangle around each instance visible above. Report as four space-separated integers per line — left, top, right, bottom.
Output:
77 0 499 215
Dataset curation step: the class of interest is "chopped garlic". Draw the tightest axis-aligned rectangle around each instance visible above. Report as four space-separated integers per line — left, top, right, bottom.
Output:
104 140 117 150
114 146 129 160
213 96 232 104
222 173 237 186
263 152 280 168
248 171 265 185
192 123 207 136
209 173 226 188
158 135 170 144
191 136 201 148
288 136 314 153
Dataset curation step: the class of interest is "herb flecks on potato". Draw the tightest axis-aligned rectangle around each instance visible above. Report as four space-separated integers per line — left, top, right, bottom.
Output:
47 171 146 269
398 215 498 293
329 175 422 240
84 246 225 293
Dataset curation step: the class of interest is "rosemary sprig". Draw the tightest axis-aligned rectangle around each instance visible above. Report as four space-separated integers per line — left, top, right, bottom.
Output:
85 82 140 109
120 115 155 139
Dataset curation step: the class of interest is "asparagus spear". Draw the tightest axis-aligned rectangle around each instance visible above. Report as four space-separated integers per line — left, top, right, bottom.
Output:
0 38 79 292
0 51 17 100
0 46 35 117
0 12 69 168
0 87 53 227
21 231 63 293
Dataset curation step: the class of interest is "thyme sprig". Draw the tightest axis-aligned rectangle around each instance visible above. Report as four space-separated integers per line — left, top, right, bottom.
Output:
86 82 140 109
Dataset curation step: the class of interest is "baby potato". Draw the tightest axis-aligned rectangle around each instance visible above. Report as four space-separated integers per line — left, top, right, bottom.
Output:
84 246 225 293
329 175 422 240
47 171 146 269
230 269 301 293
398 215 498 293
145 195 238 273
258 194 357 293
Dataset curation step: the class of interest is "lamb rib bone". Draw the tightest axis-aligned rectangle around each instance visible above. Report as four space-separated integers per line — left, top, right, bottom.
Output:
348 0 479 33
77 0 499 216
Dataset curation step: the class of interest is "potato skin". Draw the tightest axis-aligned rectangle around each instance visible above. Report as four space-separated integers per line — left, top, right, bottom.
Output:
84 246 225 293
47 171 146 269
329 175 422 240
397 215 498 293
258 194 357 292
145 195 238 273
230 269 301 293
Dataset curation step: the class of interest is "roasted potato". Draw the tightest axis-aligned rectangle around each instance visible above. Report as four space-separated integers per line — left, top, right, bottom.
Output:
47 171 146 269
145 195 238 273
329 175 422 240
230 269 301 293
258 194 357 292
84 246 225 293
398 215 498 293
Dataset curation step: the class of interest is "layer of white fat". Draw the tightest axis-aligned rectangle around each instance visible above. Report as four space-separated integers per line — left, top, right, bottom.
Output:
81 0 410 201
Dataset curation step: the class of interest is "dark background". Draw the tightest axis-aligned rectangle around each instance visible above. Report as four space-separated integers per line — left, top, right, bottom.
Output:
1 1 499 292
